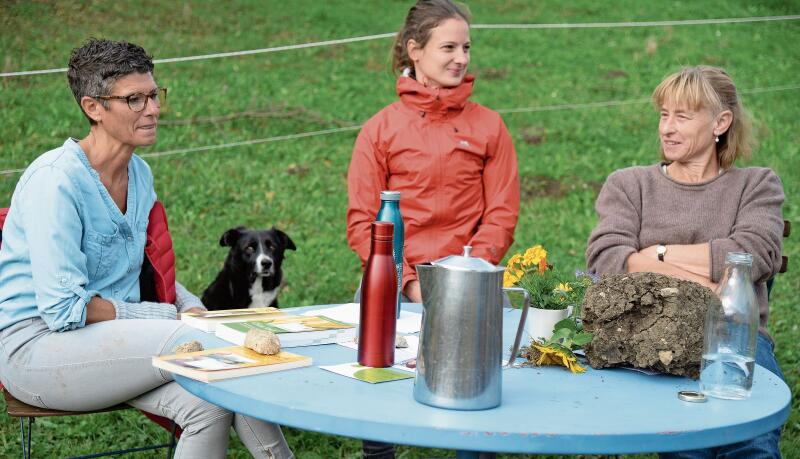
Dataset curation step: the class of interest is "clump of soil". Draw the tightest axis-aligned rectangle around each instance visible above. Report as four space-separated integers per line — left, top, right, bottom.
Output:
581 272 718 379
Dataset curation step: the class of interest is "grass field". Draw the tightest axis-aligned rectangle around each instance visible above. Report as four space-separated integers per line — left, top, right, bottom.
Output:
1 1 798 457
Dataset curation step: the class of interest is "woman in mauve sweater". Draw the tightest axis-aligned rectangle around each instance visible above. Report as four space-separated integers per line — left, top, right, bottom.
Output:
586 66 785 459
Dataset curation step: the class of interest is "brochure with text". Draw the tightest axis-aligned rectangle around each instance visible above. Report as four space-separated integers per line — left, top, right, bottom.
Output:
215 315 356 347
181 307 287 332
152 346 311 382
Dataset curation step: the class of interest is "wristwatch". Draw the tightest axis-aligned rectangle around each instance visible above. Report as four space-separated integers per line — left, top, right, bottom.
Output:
656 244 667 262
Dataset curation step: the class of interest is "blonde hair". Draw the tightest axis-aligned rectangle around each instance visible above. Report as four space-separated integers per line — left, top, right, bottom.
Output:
391 0 471 78
652 66 754 169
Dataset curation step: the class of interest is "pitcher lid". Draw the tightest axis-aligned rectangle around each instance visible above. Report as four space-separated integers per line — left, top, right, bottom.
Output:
430 246 504 273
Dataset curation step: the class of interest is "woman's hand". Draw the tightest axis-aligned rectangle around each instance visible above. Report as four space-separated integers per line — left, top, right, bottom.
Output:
86 297 118 324
403 280 423 303
639 243 711 278
176 307 206 320
627 252 717 291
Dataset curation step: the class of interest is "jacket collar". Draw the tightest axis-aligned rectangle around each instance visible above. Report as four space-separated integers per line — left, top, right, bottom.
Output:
396 74 474 118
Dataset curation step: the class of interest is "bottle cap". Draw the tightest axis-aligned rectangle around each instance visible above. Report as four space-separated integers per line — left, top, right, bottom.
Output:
371 221 394 241
677 390 707 403
380 191 401 201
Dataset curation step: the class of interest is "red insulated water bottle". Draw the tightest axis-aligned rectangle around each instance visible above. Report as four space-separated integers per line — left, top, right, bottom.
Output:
358 221 397 367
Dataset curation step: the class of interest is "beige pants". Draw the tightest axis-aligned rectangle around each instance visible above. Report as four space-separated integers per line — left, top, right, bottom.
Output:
0 317 293 459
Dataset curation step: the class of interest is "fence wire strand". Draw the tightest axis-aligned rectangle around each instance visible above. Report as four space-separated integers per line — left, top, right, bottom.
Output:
2 84 797 177
2 15 798 78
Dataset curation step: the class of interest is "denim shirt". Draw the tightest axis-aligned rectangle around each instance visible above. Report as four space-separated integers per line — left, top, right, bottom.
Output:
0 139 156 332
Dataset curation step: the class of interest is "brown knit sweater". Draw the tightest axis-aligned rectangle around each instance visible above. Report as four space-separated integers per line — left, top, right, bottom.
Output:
586 163 785 331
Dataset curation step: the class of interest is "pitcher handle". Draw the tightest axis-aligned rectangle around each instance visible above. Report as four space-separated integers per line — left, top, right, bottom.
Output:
503 287 530 367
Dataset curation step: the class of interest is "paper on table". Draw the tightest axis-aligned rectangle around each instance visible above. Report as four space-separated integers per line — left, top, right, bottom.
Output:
303 303 423 334
337 335 419 365
571 350 659 375
320 362 415 384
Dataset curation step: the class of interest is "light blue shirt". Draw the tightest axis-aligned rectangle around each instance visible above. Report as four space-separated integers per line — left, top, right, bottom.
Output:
0 139 156 332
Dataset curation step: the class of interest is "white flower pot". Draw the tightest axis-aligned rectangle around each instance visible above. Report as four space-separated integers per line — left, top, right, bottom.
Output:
526 306 570 342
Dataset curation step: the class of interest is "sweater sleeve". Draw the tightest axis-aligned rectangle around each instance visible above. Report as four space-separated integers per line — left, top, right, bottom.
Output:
467 115 520 264
708 169 784 283
175 281 206 313
346 124 387 268
586 170 642 274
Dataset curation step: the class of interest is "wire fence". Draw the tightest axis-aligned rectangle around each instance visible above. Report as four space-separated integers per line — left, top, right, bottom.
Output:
2 83 798 177
2 15 798 78
2 14 798 176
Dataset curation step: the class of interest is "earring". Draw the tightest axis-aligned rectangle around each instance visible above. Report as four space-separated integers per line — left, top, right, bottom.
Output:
402 67 411 77
715 136 719 143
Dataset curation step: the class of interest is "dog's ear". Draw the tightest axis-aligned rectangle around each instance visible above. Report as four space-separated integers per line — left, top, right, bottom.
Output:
273 227 297 251
220 226 246 247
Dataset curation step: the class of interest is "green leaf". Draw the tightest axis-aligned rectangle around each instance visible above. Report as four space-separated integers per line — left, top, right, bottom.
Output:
572 332 593 346
554 318 578 331
550 328 574 342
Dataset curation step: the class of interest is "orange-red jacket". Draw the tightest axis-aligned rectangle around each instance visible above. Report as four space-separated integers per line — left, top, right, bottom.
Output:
347 75 520 288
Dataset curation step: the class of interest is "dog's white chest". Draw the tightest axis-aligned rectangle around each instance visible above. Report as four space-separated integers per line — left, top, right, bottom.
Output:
248 280 279 308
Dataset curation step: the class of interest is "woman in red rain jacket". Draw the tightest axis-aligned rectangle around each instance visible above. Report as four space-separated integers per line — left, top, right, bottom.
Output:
347 0 520 305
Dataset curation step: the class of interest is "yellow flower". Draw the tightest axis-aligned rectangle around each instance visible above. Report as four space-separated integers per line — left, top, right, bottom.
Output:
555 283 572 292
503 270 521 287
538 257 548 274
507 253 523 269
503 253 525 287
522 245 547 268
532 344 586 374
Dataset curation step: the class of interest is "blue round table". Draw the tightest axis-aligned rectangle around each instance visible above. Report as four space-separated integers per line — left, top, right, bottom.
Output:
175 304 791 456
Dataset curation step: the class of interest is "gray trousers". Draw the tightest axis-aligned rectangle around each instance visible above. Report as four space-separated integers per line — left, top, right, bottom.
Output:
0 317 293 459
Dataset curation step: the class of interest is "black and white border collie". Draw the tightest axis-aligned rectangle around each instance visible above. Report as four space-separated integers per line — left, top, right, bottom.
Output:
201 226 296 310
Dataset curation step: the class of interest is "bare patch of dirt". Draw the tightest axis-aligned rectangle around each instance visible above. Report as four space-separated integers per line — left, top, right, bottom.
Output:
364 56 389 73
700 55 725 65
286 163 310 176
521 175 602 199
602 70 628 79
160 103 350 127
520 126 546 145
472 67 508 81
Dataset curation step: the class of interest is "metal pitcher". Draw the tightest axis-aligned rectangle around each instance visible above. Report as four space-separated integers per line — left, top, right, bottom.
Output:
413 246 529 410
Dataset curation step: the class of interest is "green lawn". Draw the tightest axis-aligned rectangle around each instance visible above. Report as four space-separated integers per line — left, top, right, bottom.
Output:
0 1 797 457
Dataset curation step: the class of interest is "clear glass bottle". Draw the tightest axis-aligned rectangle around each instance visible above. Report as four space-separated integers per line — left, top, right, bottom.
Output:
700 252 759 399
376 191 403 318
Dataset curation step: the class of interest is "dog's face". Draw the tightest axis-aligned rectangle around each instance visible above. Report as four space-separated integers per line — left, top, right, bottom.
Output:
220 226 296 282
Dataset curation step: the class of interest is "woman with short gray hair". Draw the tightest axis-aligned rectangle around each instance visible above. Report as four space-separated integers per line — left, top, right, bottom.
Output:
0 38 293 458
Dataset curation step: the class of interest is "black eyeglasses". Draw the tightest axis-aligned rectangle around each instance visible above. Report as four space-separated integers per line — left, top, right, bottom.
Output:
92 87 167 112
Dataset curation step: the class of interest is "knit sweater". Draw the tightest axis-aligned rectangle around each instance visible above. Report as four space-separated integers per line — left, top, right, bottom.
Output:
586 163 785 331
